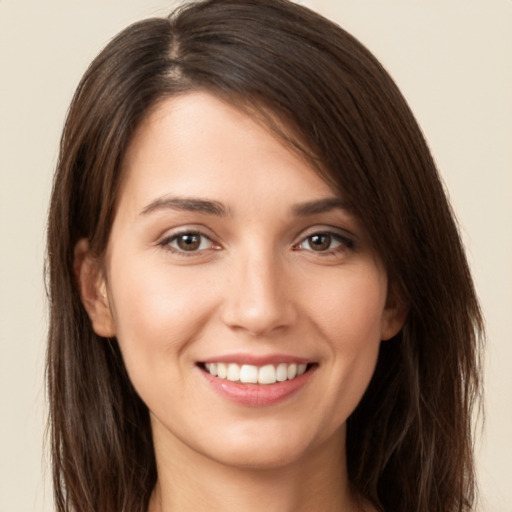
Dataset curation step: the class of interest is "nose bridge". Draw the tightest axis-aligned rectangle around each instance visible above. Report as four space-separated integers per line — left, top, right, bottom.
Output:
221 242 296 336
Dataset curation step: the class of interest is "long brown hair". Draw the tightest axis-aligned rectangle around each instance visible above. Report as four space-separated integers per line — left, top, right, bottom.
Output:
46 1 483 511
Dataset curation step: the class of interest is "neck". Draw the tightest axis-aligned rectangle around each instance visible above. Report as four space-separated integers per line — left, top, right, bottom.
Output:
147 420 365 512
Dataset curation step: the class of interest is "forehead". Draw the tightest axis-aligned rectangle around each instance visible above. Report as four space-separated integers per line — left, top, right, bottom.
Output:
116 91 337 215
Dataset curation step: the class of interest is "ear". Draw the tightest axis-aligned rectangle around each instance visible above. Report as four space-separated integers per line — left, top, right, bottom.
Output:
380 288 408 341
73 238 116 338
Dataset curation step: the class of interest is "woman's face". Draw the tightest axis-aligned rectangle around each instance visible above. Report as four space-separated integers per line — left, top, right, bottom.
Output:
81 92 404 470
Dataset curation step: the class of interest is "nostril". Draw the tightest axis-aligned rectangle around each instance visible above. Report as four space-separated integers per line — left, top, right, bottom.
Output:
220 298 298 336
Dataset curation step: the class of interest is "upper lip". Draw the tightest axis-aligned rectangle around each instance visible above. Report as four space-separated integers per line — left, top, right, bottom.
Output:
199 353 313 366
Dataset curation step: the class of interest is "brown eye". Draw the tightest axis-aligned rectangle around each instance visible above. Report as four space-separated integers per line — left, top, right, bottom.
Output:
161 232 215 254
296 231 354 254
307 234 333 251
176 233 201 251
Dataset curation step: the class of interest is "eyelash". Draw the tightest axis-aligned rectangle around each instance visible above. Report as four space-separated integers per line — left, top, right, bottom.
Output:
158 229 356 258
294 231 355 256
158 229 355 257
158 230 219 257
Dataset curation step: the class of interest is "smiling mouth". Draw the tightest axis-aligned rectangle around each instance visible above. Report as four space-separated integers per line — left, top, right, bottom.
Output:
198 362 314 385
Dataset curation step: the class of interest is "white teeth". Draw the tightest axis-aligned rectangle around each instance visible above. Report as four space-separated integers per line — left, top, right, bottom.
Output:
203 362 310 384
227 363 240 382
240 364 258 383
276 363 288 382
258 364 277 385
217 363 227 379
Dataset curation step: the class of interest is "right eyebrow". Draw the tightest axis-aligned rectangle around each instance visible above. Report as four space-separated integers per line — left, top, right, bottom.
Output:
291 197 349 216
140 196 229 217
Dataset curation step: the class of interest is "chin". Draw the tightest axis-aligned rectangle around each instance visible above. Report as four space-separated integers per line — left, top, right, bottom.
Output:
194 420 344 471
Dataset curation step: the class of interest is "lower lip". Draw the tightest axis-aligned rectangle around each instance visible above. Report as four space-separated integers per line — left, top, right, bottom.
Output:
199 366 316 407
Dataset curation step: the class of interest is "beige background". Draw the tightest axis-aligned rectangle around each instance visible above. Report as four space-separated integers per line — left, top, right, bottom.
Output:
0 1 510 510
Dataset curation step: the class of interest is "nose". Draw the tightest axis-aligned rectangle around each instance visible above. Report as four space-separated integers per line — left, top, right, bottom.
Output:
220 249 298 337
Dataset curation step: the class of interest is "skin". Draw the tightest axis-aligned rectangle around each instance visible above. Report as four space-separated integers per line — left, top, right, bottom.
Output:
76 92 405 512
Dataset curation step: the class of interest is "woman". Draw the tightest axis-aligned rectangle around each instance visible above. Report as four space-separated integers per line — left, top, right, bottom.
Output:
46 0 483 511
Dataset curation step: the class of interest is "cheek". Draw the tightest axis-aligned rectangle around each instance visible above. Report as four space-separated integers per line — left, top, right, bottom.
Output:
106 257 217 378
304 267 387 416
307 266 388 347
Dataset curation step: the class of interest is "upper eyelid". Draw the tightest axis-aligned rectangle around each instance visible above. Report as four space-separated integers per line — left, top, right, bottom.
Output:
296 232 353 248
155 224 357 248
161 231 215 246
295 225 357 241
157 225 219 243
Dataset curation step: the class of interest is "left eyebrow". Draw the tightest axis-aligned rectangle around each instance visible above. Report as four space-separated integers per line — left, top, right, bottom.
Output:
140 196 229 217
292 198 349 216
